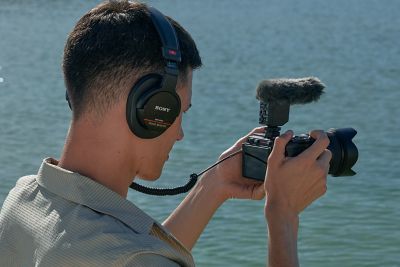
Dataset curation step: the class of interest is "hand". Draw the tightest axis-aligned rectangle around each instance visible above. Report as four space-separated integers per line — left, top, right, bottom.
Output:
164 127 267 250
264 130 331 218
200 127 266 203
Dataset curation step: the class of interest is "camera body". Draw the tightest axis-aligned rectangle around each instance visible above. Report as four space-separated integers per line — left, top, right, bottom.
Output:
241 78 358 181
243 132 312 181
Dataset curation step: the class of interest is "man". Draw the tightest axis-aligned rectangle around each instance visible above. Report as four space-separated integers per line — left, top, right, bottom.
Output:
0 1 331 266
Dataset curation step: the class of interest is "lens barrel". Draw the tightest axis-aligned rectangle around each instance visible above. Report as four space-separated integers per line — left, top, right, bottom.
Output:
326 128 358 176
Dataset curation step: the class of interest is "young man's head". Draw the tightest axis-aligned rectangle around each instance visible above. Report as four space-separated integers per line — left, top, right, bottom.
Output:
62 1 202 180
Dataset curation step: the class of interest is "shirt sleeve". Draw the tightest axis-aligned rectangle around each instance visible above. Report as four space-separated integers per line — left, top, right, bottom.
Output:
115 252 182 267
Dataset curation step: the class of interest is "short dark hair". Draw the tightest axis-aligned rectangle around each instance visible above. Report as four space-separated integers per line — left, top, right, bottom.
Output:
62 0 202 119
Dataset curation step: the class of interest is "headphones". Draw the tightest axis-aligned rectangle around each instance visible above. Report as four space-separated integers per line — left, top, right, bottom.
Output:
126 7 182 139
66 7 182 139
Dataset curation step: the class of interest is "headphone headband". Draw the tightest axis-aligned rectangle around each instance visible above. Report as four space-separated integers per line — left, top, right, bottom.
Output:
148 7 181 64
148 7 181 93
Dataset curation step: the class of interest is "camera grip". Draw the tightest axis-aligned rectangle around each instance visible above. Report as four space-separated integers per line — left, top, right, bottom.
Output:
285 135 314 157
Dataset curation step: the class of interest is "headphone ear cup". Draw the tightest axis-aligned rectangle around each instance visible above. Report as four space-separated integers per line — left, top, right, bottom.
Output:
126 74 181 139
139 91 181 132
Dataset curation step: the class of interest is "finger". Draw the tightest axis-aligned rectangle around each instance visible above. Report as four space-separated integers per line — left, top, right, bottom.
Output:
309 180 327 202
231 180 265 200
317 149 332 172
309 129 326 139
234 126 265 147
303 171 327 198
298 130 329 161
252 183 266 200
269 130 294 162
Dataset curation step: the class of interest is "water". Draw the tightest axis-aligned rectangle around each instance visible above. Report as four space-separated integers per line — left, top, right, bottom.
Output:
1 0 399 266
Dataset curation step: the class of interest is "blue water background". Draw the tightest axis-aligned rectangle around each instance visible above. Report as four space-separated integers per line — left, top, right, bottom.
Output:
0 0 399 266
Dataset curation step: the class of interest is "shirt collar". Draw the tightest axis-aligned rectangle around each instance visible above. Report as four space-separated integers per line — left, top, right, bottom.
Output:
36 158 154 234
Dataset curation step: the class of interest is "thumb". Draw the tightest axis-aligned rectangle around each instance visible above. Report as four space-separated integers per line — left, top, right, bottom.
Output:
269 130 293 162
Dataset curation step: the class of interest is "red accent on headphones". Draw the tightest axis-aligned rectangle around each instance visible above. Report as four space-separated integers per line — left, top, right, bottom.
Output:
168 49 177 55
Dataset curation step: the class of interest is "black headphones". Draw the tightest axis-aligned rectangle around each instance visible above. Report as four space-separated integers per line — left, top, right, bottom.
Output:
66 7 182 139
126 7 182 139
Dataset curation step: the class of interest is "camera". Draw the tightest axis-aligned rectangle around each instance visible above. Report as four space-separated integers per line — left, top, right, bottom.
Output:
242 78 358 181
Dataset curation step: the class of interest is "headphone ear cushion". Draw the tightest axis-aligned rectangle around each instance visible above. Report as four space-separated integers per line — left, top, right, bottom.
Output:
126 74 181 139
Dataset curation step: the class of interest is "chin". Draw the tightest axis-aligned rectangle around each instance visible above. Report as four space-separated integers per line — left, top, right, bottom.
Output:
136 158 167 181
137 168 163 181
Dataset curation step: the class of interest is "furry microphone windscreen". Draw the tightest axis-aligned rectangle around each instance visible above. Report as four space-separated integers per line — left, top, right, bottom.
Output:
256 77 325 105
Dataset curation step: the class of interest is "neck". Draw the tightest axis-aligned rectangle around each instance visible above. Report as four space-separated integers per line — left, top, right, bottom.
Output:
58 116 138 198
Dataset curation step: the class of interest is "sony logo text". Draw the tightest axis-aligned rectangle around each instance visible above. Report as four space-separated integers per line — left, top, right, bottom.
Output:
155 106 171 112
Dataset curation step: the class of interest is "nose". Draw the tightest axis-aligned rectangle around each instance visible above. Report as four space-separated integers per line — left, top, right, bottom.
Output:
177 126 184 141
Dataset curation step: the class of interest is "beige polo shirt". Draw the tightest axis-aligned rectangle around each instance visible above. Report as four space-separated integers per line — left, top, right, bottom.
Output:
0 158 194 267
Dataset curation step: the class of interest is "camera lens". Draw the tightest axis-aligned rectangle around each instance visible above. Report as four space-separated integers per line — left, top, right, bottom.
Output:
326 128 358 176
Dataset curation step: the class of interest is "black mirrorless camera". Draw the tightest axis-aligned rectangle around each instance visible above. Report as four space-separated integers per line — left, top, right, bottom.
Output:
242 78 358 181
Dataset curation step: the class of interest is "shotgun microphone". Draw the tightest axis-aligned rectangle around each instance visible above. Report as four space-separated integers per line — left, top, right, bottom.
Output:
256 77 325 105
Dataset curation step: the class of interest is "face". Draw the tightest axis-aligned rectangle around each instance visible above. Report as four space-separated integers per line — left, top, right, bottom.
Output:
137 70 193 180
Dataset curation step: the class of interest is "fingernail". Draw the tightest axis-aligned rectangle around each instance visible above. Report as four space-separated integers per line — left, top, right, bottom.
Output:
284 130 293 136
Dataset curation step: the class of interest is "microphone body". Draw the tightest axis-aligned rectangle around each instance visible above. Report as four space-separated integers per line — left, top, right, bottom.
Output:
255 77 325 127
256 77 325 105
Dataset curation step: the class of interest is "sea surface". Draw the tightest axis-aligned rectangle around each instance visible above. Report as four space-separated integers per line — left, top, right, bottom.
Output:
0 0 399 266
